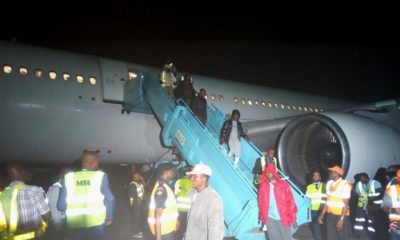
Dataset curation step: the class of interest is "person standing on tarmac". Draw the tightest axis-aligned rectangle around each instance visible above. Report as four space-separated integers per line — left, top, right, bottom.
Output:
174 165 193 240
381 169 400 240
0 162 50 240
57 151 115 240
148 163 179 240
305 170 326 240
318 166 352 240
129 170 145 238
353 172 382 239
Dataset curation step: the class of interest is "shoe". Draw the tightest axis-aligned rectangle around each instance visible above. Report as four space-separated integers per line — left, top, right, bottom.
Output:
131 232 143 238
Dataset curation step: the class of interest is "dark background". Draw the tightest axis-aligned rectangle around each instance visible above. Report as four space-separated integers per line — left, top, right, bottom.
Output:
0 0 399 103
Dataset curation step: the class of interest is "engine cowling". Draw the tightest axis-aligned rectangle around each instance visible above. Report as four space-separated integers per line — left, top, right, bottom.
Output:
277 113 400 187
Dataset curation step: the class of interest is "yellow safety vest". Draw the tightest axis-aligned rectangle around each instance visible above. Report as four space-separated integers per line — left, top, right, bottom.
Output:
306 183 326 211
254 156 277 185
174 178 192 212
357 180 380 208
0 184 47 240
130 181 144 205
387 185 400 223
148 181 178 236
65 171 106 229
326 179 352 216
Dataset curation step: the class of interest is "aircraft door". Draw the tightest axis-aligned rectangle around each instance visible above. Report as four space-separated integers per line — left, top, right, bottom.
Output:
100 58 128 102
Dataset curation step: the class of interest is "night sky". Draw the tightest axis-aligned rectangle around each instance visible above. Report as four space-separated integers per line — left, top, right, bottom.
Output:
0 1 399 103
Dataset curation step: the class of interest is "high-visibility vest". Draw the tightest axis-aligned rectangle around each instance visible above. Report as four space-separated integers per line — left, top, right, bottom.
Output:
129 181 144 205
386 184 400 223
64 170 106 229
306 183 326 211
0 184 47 240
148 181 178 236
174 178 192 212
357 180 381 208
326 179 352 216
254 156 277 184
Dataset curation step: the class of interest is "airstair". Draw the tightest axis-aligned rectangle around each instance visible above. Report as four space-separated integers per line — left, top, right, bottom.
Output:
124 71 311 239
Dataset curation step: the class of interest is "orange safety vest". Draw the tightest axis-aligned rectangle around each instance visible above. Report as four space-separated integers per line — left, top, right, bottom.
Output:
386 184 400 223
326 178 352 216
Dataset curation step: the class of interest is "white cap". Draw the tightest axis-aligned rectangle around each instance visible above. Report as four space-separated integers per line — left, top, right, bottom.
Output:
186 163 212 176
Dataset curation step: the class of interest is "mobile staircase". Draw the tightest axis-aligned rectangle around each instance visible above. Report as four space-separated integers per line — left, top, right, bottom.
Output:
124 71 311 239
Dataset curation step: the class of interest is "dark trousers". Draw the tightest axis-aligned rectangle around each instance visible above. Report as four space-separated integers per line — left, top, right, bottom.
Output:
176 211 188 239
311 210 323 240
67 224 105 240
152 231 175 240
354 207 375 238
326 214 352 240
131 202 142 234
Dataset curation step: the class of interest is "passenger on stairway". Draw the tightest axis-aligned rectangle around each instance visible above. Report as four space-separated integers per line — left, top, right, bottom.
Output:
191 88 208 125
174 72 195 107
219 109 249 167
160 58 178 97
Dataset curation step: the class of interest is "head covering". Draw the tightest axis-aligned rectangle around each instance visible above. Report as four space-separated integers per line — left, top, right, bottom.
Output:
186 163 212 176
263 163 280 180
328 166 344 176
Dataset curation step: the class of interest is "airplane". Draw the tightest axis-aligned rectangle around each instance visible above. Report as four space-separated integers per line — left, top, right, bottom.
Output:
0 40 399 188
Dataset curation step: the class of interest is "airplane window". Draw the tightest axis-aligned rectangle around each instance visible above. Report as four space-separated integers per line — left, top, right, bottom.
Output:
241 98 246 105
310 108 314 112
292 105 297 111
219 95 224 102
261 101 266 107
89 77 96 85
3 65 12 74
19 67 28 76
210 94 216 101
274 103 279 108
286 104 291 110
248 99 253 106
280 103 285 109
254 100 259 106
304 107 308 112
128 71 137 80
320 108 324 112
49 71 57 80
34 69 43 78
298 106 303 111
63 73 70 81
268 102 273 108
76 75 84 83
315 108 319 113
234 97 238 103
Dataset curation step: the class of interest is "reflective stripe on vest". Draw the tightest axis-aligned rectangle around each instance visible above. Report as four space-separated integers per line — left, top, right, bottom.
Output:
357 180 380 208
174 179 192 212
65 171 106 229
0 184 47 239
130 181 144 206
326 179 351 216
148 181 178 236
306 183 326 211
388 185 400 222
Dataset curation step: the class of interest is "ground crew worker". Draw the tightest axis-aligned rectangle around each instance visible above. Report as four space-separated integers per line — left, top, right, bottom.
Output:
306 170 326 240
318 166 352 240
148 163 179 240
129 170 145 238
253 147 278 187
174 165 193 240
57 151 115 240
0 162 50 240
382 169 400 239
353 172 382 239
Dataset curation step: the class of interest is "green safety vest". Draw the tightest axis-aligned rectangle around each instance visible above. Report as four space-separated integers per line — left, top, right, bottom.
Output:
174 178 192 212
129 181 144 205
0 184 47 240
306 183 326 211
64 170 106 229
357 180 380 208
254 156 277 185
